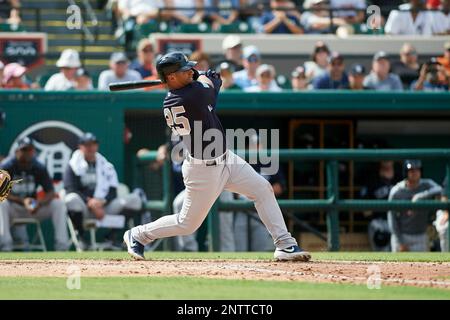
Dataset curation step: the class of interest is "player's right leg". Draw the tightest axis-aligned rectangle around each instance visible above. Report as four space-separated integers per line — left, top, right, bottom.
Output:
124 160 229 259
224 151 310 262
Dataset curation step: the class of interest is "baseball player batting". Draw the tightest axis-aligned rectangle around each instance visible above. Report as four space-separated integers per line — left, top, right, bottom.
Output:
123 52 311 262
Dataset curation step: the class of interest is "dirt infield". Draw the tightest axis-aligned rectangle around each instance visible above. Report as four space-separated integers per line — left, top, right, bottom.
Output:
1 259 449 289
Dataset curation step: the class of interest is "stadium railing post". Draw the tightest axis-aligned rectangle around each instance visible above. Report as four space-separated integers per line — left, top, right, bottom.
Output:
326 160 340 251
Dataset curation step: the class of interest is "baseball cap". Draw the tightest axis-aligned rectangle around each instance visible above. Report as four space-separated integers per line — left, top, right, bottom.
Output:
110 52 129 64
445 41 450 51
350 64 366 75
314 41 330 53
216 62 235 73
56 49 81 68
222 35 242 51
373 51 389 61
404 159 422 170
137 38 154 53
2 63 26 84
256 64 275 78
328 51 344 63
243 45 261 61
291 66 306 78
16 136 34 150
79 132 98 145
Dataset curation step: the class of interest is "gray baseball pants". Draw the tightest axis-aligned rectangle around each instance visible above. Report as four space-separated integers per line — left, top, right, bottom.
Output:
131 150 297 249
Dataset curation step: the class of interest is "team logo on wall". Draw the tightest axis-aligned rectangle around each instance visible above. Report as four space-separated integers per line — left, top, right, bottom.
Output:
9 121 83 181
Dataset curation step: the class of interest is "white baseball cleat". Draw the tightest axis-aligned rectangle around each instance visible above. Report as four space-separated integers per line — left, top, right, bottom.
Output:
123 230 145 260
274 245 311 262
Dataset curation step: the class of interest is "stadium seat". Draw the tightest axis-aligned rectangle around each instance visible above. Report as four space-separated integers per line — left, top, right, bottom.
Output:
276 75 292 90
216 21 253 33
0 23 25 32
177 23 212 33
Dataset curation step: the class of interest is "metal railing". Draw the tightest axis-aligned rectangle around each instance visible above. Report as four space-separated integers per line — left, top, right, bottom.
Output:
137 148 450 252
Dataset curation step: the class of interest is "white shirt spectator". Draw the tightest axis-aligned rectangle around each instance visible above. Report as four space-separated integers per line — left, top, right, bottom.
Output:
97 69 142 90
431 11 450 34
118 0 164 17
245 81 282 92
304 61 328 82
173 0 197 18
385 5 434 35
330 0 366 18
45 73 76 91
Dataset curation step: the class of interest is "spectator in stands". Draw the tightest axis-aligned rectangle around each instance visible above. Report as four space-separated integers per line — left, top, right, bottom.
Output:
363 51 403 91
261 0 303 34
312 51 349 89
190 51 211 72
217 62 241 90
385 0 434 35
0 0 21 26
45 49 81 91
0 137 70 252
1 62 29 89
388 159 442 252
291 66 309 91
245 64 282 92
0 61 4 86
437 41 450 77
411 58 449 92
348 63 367 90
391 43 420 89
330 0 366 24
301 0 349 34
63 132 144 240
220 35 244 72
165 0 205 25
434 194 449 252
74 68 94 90
130 38 157 79
304 41 330 83
98 52 142 91
117 0 166 25
233 45 261 89
206 0 240 31
360 160 398 251
430 0 450 35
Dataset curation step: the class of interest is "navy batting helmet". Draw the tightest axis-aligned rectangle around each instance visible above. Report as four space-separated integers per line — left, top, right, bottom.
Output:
156 52 197 83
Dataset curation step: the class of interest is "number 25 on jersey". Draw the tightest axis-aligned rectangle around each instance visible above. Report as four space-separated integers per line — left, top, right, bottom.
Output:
164 106 191 136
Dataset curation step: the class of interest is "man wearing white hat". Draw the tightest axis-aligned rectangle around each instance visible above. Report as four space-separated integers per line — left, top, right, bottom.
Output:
45 49 81 91
219 35 243 72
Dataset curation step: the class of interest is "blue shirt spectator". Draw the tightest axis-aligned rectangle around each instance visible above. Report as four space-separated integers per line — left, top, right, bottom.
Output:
313 71 350 89
312 51 349 89
261 0 303 34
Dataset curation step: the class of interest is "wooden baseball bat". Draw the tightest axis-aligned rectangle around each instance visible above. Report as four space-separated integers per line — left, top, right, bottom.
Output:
109 80 163 91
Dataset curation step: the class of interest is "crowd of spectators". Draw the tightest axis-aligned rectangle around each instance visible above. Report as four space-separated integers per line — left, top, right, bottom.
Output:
104 0 450 36
2 36 449 92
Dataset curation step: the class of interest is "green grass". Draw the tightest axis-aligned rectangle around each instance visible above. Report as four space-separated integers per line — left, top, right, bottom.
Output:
0 276 449 300
0 251 449 262
1 252 449 299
